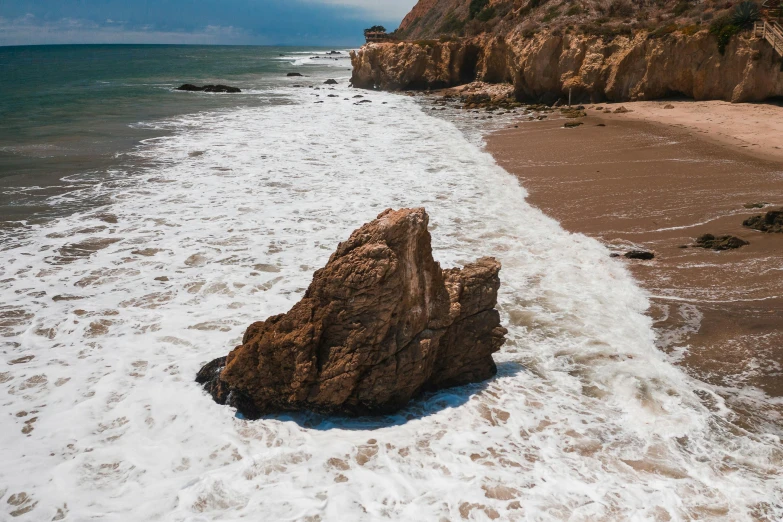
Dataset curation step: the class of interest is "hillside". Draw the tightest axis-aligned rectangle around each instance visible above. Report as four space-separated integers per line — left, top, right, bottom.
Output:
395 0 754 42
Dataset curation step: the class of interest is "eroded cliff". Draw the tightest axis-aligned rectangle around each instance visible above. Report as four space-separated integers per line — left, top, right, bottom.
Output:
351 30 783 103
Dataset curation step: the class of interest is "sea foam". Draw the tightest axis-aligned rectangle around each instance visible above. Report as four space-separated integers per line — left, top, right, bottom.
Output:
0 77 781 521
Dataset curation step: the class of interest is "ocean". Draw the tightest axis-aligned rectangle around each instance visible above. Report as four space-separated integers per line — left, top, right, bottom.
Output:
0 45 781 521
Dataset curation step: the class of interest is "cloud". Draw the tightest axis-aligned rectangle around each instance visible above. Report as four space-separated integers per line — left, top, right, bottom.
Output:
0 15 256 46
306 0 417 20
0 0 417 46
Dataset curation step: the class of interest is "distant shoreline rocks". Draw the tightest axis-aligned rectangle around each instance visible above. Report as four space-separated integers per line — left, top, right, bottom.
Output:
624 250 655 260
176 84 241 93
694 234 749 250
743 208 783 233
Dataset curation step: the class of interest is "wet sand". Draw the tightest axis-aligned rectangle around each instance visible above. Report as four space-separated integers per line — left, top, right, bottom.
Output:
486 108 783 431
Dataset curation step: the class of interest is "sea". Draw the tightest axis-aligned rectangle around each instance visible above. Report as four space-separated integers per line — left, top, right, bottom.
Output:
0 45 781 521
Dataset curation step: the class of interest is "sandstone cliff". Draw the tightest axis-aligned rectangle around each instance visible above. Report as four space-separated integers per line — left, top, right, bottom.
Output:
197 208 507 418
351 30 783 103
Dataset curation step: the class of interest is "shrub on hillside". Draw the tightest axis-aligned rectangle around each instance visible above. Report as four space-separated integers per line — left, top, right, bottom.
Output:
469 0 490 19
673 1 692 16
608 0 635 17
709 15 740 54
440 12 466 34
732 1 761 28
476 6 497 21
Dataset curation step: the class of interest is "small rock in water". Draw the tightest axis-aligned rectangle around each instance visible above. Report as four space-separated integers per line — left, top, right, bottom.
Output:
324 79 338 85
743 202 768 209
624 250 655 260
287 72 303 77
743 208 783 233
694 234 749 250
196 208 507 418
176 84 241 93
563 121 583 128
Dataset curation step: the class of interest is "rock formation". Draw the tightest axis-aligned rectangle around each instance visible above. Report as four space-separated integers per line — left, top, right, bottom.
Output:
197 208 507 418
695 234 749 250
176 84 241 93
350 30 783 103
743 209 783 233
624 250 655 260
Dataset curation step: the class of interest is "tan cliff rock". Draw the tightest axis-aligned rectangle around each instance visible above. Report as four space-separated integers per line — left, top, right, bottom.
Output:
197 208 507 418
351 30 783 103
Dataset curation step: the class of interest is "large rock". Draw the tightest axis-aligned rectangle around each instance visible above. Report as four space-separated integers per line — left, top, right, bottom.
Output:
743 209 783 233
197 208 507 418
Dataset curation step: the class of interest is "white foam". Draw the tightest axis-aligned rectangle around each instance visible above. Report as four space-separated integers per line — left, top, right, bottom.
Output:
0 82 781 521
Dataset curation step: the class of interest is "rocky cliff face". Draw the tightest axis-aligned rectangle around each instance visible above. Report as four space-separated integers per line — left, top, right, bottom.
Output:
351 30 783 103
197 208 507 418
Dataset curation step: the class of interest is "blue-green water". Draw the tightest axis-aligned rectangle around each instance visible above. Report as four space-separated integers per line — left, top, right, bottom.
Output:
0 44 351 221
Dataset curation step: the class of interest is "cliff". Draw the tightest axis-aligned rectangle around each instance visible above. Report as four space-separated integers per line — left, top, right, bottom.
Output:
351 30 783 103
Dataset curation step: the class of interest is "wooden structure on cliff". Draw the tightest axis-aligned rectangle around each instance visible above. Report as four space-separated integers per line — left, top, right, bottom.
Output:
364 31 394 43
754 19 783 57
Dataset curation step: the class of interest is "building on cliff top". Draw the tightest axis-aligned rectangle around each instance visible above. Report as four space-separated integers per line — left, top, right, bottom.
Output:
364 26 394 43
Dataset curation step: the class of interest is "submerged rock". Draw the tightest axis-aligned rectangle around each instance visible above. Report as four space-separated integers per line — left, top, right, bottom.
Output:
694 234 749 250
324 79 338 85
743 209 783 233
197 208 507 418
176 84 241 93
287 72 304 77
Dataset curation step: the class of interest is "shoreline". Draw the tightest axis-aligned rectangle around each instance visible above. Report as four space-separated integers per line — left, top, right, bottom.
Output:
485 101 783 430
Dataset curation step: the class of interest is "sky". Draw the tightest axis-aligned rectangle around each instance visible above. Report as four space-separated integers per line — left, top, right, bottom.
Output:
0 0 418 47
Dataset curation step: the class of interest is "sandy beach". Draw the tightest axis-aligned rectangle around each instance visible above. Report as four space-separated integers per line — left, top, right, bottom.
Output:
487 102 783 431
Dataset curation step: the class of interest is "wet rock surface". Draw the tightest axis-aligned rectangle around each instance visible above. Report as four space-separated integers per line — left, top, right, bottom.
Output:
625 250 655 260
694 234 749 250
197 208 507 418
743 209 783 233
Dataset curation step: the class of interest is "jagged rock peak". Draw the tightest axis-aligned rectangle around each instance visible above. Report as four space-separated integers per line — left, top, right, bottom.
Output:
197 208 507 418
